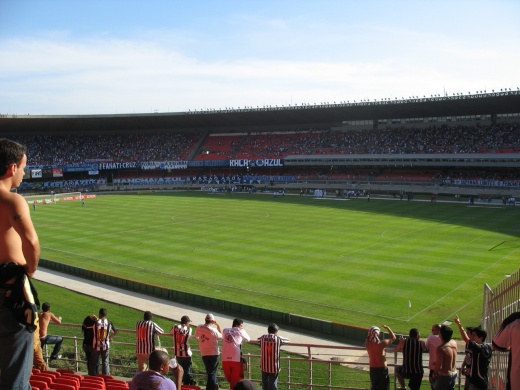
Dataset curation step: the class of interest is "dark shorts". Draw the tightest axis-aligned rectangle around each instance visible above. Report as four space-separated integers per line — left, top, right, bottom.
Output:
370 367 389 390
396 366 424 390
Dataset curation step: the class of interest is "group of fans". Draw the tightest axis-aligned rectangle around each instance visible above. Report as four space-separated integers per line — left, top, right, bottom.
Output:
8 122 520 166
132 312 288 390
365 312 519 390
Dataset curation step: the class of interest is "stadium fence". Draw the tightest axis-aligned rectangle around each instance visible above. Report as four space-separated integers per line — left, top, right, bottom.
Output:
482 267 520 390
42 323 469 390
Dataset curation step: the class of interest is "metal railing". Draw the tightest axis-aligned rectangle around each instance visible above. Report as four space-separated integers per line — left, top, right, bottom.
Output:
43 323 470 390
482 268 520 390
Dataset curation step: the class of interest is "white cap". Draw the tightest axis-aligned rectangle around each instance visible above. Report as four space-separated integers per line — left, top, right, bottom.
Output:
205 313 215 321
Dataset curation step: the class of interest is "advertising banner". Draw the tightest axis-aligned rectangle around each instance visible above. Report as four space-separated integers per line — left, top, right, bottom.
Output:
52 168 64 178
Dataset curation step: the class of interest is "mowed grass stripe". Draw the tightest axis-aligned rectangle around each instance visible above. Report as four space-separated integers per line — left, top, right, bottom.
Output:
32 192 520 332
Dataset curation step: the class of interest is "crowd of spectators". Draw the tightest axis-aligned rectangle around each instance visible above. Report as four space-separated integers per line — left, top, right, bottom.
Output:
11 132 201 165
6 122 520 166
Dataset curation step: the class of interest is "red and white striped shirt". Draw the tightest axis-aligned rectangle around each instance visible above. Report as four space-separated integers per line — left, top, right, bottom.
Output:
170 324 192 357
136 320 164 354
258 333 289 373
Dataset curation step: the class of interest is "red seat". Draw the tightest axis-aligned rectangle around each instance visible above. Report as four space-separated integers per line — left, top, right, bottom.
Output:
61 373 83 382
105 385 128 390
56 369 75 375
105 379 126 386
95 374 114 381
31 375 53 386
50 383 76 390
81 379 105 390
79 386 103 390
32 368 42 375
42 371 61 379
182 386 202 390
30 379 49 389
106 382 128 390
55 377 80 390
83 376 105 385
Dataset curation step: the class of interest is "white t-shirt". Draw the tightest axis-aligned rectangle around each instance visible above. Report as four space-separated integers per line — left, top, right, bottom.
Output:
222 327 251 362
195 324 222 356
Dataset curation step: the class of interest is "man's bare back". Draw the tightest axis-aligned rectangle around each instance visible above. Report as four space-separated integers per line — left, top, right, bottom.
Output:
436 339 458 374
365 325 396 368
366 340 389 367
39 311 62 338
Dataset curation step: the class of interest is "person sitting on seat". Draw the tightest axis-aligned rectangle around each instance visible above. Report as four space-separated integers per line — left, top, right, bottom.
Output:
130 350 180 390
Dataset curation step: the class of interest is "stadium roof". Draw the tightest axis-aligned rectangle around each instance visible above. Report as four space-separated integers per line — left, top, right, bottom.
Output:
1 91 519 135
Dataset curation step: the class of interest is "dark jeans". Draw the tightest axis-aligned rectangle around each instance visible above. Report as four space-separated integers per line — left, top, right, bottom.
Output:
90 348 110 375
83 344 98 375
40 335 63 359
201 355 219 390
177 356 195 385
261 371 279 390
0 305 33 390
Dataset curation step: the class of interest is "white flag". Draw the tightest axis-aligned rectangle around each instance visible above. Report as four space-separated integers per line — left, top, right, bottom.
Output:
408 300 412 308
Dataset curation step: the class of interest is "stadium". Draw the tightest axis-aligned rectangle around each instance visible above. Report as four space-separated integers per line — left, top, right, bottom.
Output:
1 91 519 389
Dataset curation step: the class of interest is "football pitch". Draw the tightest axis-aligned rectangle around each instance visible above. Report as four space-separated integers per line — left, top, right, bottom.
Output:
31 191 519 334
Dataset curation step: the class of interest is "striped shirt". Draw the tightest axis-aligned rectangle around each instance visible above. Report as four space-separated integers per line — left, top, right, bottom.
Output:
401 338 424 374
93 318 117 351
258 333 289 373
170 324 192 357
136 320 164 354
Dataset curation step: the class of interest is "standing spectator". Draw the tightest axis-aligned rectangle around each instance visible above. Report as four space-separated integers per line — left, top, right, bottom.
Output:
222 318 251 389
460 326 475 390
129 350 177 390
170 315 196 385
195 313 222 390
82 314 98 375
90 308 118 375
432 325 458 390
395 328 427 390
38 302 63 360
425 324 442 389
492 312 520 390
258 323 289 390
454 316 492 390
136 311 164 372
365 325 396 390
0 138 40 389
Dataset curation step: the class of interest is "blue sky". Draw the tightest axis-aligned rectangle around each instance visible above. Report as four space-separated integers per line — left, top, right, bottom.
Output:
1 0 519 115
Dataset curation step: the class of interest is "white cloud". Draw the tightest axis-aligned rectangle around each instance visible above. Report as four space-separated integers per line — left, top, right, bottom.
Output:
0 27 518 115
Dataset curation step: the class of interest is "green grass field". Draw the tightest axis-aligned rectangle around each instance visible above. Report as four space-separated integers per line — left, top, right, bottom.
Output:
31 191 519 334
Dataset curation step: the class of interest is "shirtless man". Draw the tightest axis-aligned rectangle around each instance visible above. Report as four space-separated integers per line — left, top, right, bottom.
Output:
0 138 40 389
39 302 63 360
365 325 396 390
433 325 458 390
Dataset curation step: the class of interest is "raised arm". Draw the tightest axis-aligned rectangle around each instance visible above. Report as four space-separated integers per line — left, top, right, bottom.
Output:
454 315 470 343
382 325 396 345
